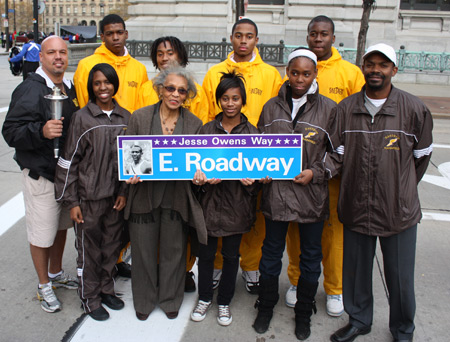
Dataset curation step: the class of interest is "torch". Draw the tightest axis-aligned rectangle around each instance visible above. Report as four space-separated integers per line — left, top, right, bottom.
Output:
44 87 68 158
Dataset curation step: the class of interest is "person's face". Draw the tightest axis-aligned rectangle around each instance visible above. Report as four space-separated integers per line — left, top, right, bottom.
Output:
156 41 180 70
230 23 259 62
159 74 188 111
101 23 128 56
92 70 115 109
286 57 317 99
219 87 243 120
306 21 335 61
131 146 143 163
362 53 398 93
39 37 68 78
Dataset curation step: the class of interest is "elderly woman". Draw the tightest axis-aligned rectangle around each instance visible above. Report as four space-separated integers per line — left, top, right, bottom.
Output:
125 66 207 321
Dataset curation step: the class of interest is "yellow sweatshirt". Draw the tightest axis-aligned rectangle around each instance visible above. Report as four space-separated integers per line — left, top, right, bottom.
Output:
73 43 148 113
138 80 209 124
283 47 365 104
202 49 282 126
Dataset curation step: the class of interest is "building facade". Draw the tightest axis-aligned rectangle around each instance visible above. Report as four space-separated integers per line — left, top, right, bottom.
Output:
42 0 127 34
124 0 450 53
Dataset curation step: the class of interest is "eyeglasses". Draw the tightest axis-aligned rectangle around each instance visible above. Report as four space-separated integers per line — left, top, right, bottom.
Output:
164 86 188 95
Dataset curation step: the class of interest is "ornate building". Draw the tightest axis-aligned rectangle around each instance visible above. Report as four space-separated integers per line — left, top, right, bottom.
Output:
42 0 128 34
125 0 450 52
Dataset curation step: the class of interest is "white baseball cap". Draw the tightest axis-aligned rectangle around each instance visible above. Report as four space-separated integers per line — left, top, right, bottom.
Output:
363 43 397 66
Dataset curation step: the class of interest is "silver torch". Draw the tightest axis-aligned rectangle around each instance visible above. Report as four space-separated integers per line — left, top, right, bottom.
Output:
44 87 68 158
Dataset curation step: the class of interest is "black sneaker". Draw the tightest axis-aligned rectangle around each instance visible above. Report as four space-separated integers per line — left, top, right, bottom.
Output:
185 271 196 293
116 262 131 278
89 306 109 321
101 293 124 310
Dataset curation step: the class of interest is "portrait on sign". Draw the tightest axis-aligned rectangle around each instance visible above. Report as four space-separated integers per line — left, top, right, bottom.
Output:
122 140 153 176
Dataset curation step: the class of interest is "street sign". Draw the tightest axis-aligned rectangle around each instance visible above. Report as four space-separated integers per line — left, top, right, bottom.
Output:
3 19 8 28
8 9 14 13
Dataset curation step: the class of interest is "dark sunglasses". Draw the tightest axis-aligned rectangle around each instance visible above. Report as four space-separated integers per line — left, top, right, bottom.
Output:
164 86 188 95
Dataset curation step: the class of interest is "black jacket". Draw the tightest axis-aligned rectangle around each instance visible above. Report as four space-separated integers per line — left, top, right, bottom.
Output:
329 86 433 236
2 72 79 182
258 82 337 223
54 100 130 208
197 113 260 237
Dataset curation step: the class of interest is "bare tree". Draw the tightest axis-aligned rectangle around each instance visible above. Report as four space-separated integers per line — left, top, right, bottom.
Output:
356 0 376 67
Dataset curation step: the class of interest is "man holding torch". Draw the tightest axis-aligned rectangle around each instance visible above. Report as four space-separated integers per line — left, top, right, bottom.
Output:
2 36 79 313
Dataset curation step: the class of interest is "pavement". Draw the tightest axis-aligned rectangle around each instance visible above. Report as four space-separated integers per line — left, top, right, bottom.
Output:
0 53 449 342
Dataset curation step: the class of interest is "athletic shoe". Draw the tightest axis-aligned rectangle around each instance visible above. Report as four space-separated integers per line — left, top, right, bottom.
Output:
217 305 232 326
191 300 212 322
242 270 259 294
212 269 222 290
327 294 344 317
37 284 61 313
49 270 78 290
285 285 297 308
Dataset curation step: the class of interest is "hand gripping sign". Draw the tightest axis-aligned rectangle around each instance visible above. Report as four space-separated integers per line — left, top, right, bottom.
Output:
118 134 302 181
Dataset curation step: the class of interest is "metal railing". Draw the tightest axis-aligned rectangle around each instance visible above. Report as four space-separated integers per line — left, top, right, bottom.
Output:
125 40 450 74
285 44 450 74
126 39 287 65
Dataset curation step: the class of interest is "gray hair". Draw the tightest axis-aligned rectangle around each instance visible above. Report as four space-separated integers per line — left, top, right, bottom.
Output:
152 65 197 100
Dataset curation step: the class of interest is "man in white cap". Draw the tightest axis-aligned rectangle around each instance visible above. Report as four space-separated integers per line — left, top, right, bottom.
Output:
329 43 433 342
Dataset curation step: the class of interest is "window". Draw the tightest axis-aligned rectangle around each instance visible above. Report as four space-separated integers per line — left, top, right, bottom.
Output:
91 6 95 14
67 6 71 14
53 18 56 24
109 4 113 10
46 18 49 24
400 0 450 10
74 6 78 13
60 18 63 24
248 0 284 4
67 18 70 24
82 5 86 14
53 6 56 14
46 7 49 14
60 6 63 14
100 6 104 14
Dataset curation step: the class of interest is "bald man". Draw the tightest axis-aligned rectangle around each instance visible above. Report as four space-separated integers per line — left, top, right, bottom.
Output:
2 36 79 313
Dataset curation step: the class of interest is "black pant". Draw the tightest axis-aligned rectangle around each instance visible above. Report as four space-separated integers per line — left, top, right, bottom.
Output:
22 61 39 80
198 234 242 305
343 225 417 340
259 219 324 283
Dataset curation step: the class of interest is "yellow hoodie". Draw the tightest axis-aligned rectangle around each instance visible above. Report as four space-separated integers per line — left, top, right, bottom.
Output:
138 80 209 124
73 43 148 113
283 47 365 104
202 49 282 126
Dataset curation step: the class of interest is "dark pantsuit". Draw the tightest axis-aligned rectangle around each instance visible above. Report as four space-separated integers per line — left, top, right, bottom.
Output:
75 197 124 313
343 225 417 340
129 208 187 315
259 219 324 283
198 233 242 305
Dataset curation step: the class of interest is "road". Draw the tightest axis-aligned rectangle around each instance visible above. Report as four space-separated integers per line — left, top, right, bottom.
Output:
0 54 449 341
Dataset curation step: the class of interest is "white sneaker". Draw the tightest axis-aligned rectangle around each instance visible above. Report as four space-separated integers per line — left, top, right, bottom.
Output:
241 270 259 294
326 294 344 317
37 283 61 313
191 300 212 322
212 269 222 290
285 285 297 308
217 305 232 326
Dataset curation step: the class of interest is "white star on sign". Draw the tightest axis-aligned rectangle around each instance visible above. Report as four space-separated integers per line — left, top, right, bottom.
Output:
293 138 299 144
276 139 281 144
284 138 290 144
163 139 168 145
154 139 160 145
171 139 177 145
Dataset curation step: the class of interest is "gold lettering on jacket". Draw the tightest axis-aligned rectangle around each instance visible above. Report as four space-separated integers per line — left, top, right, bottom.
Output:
304 127 318 145
250 88 262 95
384 134 400 150
329 87 343 95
